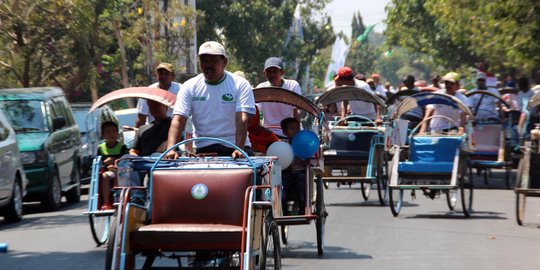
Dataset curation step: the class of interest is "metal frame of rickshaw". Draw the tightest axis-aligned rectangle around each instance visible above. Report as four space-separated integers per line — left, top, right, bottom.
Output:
515 91 540 226
387 92 475 217
315 86 389 205
463 90 514 188
253 86 328 256
84 87 178 247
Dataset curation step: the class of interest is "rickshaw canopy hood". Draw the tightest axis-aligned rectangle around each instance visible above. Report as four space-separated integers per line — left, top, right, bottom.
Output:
316 86 387 114
90 87 177 112
253 86 322 117
395 92 475 121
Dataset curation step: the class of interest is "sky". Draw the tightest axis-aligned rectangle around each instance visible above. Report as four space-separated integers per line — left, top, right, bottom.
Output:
325 0 390 38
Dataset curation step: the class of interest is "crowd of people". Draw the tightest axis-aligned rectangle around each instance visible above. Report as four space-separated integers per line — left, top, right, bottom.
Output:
96 40 539 213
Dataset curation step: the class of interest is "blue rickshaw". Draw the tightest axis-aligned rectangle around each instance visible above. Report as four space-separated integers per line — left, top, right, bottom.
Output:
387 92 475 217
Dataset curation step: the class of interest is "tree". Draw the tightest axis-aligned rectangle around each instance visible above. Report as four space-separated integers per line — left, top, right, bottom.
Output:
384 0 478 69
196 0 334 86
427 0 540 72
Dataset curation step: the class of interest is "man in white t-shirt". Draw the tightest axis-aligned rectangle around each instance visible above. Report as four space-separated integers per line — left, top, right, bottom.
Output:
371 73 388 98
420 72 470 133
165 41 255 159
333 66 382 123
256 57 301 137
468 71 502 120
135 62 181 128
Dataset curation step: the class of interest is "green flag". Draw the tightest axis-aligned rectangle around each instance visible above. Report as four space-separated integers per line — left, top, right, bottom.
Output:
356 24 375 43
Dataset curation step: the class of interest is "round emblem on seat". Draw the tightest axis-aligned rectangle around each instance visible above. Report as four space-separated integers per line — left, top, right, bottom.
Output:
348 133 356 141
191 183 208 200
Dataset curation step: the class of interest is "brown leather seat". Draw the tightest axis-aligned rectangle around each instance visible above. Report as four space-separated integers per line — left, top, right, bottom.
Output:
131 168 253 252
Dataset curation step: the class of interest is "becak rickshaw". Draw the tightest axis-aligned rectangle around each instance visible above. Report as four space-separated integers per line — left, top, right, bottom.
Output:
253 86 327 255
104 138 282 270
463 90 514 188
316 86 389 205
83 87 177 246
515 91 540 225
388 92 475 217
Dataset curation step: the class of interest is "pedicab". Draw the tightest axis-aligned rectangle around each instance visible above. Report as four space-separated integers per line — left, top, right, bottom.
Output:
106 138 283 269
499 87 522 166
515 91 540 225
387 92 475 217
83 87 177 246
316 86 389 205
464 90 514 187
253 86 327 255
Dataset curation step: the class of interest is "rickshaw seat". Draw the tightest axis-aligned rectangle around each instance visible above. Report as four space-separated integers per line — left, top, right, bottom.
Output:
324 130 378 164
130 168 253 251
473 123 502 154
399 136 462 173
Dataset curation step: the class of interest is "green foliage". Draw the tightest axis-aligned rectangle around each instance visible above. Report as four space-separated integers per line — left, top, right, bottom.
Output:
385 0 540 75
196 0 334 88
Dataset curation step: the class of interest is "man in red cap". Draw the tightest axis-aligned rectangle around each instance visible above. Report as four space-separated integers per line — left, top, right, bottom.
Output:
332 66 383 124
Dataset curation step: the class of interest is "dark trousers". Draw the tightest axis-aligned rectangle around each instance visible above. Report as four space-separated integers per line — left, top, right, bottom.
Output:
196 143 254 156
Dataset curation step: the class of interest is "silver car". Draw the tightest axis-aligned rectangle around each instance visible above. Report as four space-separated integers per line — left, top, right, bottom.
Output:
0 109 28 223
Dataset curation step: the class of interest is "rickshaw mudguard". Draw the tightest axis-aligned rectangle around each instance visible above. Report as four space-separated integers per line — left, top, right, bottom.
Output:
394 92 474 121
253 86 322 117
90 87 176 112
316 86 387 115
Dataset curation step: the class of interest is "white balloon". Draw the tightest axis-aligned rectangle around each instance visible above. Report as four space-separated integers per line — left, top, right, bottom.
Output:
266 141 294 170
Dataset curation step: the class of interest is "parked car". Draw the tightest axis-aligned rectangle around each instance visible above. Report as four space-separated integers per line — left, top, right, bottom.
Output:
0 87 81 211
0 110 28 223
71 103 120 184
114 108 138 148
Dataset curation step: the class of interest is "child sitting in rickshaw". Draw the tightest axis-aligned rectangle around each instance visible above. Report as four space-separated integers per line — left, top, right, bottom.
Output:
280 117 307 215
97 121 129 210
248 106 279 154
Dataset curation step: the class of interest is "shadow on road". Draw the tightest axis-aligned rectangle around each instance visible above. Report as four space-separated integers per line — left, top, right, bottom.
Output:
0 200 88 228
282 240 372 260
327 200 419 208
404 210 507 220
1 250 104 269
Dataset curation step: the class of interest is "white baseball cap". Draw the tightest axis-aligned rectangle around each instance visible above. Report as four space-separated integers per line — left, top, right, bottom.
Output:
198 41 228 58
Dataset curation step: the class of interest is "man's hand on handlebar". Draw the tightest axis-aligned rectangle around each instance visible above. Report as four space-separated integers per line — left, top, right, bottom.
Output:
232 150 245 159
164 149 180 160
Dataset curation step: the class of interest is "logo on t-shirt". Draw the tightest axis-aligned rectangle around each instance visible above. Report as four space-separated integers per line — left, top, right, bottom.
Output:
221 93 234 102
193 96 206 102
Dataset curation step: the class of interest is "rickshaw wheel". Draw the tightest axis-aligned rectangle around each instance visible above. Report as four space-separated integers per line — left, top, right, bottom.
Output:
376 151 388 205
280 225 288 246
89 212 111 246
516 193 526 226
315 175 326 256
460 171 474 217
360 181 371 201
505 166 513 189
105 217 117 270
261 217 281 270
445 190 457 211
388 187 403 217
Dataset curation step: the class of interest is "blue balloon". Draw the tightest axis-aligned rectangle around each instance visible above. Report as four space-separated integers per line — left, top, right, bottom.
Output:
292 130 320 159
